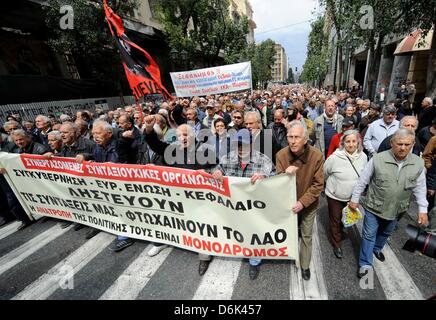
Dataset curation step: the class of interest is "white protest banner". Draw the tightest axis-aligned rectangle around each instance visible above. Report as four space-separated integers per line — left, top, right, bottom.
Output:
0 153 298 261
170 62 252 97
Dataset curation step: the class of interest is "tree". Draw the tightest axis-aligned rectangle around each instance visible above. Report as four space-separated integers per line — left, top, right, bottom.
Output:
300 16 328 86
340 0 401 100
287 67 295 83
154 0 249 68
44 0 138 92
241 39 276 89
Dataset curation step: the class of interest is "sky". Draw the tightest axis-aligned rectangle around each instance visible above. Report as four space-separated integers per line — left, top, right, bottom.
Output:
250 0 323 74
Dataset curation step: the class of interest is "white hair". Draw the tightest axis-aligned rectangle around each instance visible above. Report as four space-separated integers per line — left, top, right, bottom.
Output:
400 116 418 128
286 120 309 140
48 130 62 141
92 120 113 133
36 115 50 124
244 111 261 125
423 97 433 106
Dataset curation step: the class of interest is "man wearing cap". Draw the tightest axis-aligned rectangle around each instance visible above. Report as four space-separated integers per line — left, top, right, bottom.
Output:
212 129 275 280
202 102 221 128
363 105 399 157
326 117 357 158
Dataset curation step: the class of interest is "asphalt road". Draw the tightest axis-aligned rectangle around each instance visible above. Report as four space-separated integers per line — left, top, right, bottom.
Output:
0 197 435 300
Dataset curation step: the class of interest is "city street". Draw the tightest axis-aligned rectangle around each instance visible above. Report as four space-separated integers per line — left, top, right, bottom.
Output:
0 196 434 300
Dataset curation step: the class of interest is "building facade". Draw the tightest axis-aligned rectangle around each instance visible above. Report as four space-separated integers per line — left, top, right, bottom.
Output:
271 44 288 82
230 0 257 44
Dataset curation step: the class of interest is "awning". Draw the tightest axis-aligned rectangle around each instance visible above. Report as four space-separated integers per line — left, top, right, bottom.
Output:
394 28 434 55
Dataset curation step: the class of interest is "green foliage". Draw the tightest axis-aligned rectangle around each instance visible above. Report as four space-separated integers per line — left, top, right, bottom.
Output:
154 0 249 67
300 16 328 84
241 39 275 89
44 0 138 80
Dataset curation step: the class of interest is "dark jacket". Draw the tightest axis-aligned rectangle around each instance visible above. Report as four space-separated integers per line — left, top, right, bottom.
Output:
145 131 217 171
417 126 435 152
93 137 119 163
0 139 18 153
117 127 142 164
171 104 186 126
137 137 165 166
18 141 48 155
418 106 436 132
33 128 52 147
377 134 420 156
268 123 288 159
58 137 95 158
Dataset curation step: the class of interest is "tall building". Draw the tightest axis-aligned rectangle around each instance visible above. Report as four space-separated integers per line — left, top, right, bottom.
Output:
271 44 288 82
229 0 257 44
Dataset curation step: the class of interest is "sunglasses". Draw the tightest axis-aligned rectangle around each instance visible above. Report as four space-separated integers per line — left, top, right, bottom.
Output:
233 116 242 119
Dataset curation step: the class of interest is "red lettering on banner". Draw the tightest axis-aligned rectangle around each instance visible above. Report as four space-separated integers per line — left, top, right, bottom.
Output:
36 207 72 219
20 154 230 196
181 235 287 258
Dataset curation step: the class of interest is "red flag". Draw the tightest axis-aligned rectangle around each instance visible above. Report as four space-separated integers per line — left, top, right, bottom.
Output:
103 0 173 101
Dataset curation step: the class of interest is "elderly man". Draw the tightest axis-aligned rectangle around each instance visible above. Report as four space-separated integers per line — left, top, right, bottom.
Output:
143 115 218 271
212 129 275 280
154 114 176 144
311 99 344 158
377 116 420 155
77 120 134 251
44 122 95 229
350 129 428 278
276 121 324 280
34 115 52 147
418 97 436 132
47 131 63 154
0 129 48 230
185 107 209 141
117 114 142 164
3 120 20 136
268 109 288 158
202 103 221 128
244 111 274 161
363 105 399 156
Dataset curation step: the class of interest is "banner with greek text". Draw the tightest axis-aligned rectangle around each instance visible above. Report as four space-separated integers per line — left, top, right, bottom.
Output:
0 153 298 261
170 62 252 97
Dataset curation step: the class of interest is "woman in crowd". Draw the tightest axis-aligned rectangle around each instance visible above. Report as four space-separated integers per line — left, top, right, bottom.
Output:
324 130 367 258
210 118 231 160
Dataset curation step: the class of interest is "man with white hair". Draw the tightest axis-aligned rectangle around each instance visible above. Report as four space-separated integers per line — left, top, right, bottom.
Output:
418 97 436 132
34 115 52 147
76 120 135 252
363 105 400 156
47 131 62 154
276 121 324 281
0 130 48 230
350 129 428 278
59 114 72 123
377 116 420 155
143 115 219 273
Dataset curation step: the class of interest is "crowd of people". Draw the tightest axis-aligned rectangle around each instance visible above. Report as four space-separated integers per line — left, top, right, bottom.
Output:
0 84 435 281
